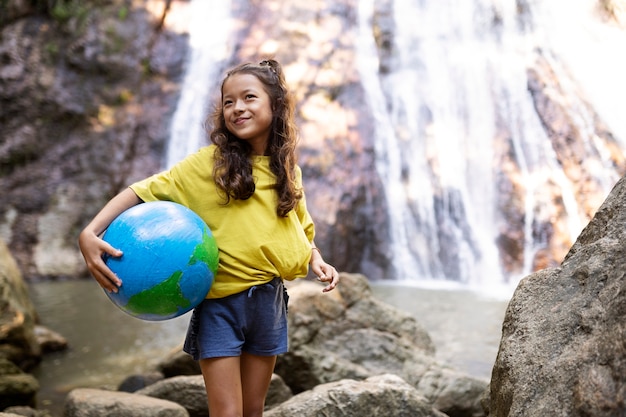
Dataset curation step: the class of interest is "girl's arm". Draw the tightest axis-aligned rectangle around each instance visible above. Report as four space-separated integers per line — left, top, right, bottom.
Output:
309 243 339 292
78 188 142 293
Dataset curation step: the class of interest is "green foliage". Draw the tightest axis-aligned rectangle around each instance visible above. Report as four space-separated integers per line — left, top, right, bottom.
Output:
117 5 128 21
140 57 153 77
44 41 59 61
104 23 125 53
49 0 89 23
116 89 133 105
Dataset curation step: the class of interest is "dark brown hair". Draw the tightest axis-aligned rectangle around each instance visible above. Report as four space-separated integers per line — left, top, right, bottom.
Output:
208 59 302 217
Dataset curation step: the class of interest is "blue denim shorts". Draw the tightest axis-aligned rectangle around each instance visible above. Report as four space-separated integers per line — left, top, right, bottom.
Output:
183 277 289 360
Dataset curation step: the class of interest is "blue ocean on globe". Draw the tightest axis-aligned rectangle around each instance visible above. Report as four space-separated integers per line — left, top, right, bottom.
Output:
102 201 219 321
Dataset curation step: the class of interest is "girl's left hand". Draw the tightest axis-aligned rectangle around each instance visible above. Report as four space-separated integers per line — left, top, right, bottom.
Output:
311 259 339 292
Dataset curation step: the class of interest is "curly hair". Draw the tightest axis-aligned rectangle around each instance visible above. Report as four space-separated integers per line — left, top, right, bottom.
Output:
207 59 302 217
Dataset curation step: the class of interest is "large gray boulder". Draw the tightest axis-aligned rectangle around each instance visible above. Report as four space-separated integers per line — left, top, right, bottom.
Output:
63 388 189 417
278 273 487 417
277 273 436 392
136 375 207 417
490 175 626 416
265 374 448 417
417 367 488 416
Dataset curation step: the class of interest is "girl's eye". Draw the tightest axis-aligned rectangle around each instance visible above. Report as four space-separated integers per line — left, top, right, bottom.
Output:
246 94 256 100
223 100 232 107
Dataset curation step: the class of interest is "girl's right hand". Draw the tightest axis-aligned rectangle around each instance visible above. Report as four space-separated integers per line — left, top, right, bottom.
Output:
78 229 123 293
77 187 142 293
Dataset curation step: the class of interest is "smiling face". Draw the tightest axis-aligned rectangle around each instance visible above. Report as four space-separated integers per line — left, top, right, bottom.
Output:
222 73 274 155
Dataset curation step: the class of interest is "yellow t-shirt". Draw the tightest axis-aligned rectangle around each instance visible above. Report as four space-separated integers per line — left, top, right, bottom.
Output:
129 145 315 299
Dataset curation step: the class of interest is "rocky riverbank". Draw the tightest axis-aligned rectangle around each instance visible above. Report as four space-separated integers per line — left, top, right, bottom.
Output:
1 266 489 417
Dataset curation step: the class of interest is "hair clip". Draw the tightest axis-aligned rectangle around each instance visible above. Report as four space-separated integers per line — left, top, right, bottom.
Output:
260 60 277 75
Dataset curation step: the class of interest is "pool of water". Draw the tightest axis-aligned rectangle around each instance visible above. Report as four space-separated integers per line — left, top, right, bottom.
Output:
370 281 510 378
29 279 190 416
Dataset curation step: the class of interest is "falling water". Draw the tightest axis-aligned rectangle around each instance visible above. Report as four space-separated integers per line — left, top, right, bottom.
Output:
357 0 626 286
163 0 625 288
357 0 513 285
531 0 626 145
165 0 232 168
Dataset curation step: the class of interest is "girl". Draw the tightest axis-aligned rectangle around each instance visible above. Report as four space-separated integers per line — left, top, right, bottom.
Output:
78 59 339 417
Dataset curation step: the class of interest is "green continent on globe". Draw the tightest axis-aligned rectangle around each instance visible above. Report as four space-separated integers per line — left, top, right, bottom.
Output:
188 229 219 273
126 270 191 316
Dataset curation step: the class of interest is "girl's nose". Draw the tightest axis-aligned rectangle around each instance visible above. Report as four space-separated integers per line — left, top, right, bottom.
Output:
234 99 245 112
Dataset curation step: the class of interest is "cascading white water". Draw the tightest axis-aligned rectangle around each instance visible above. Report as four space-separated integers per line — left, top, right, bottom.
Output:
164 0 625 288
357 0 626 286
165 0 233 168
356 0 428 281
357 0 515 285
531 0 626 145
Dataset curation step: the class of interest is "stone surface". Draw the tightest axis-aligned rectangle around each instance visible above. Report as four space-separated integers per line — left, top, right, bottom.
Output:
117 371 164 393
136 375 207 417
1 405 51 417
277 273 436 392
278 273 487 417
0 1 187 280
156 346 201 377
33 325 67 354
490 175 626 416
265 374 448 417
0 239 40 369
63 388 189 417
417 368 487 417
265 373 293 410
0 358 39 410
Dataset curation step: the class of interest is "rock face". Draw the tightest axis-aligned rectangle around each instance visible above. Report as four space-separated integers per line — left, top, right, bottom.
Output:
489 175 626 416
0 240 39 369
0 1 187 279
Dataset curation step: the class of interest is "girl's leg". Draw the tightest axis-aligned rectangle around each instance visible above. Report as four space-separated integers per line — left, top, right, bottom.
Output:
199 354 276 417
200 356 243 417
241 353 277 417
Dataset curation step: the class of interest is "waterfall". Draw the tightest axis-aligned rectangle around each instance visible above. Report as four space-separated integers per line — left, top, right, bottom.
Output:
357 0 427 280
357 0 626 286
164 0 625 289
165 0 233 168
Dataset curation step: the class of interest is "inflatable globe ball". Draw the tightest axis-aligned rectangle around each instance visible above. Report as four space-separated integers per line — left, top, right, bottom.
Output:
102 201 218 321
